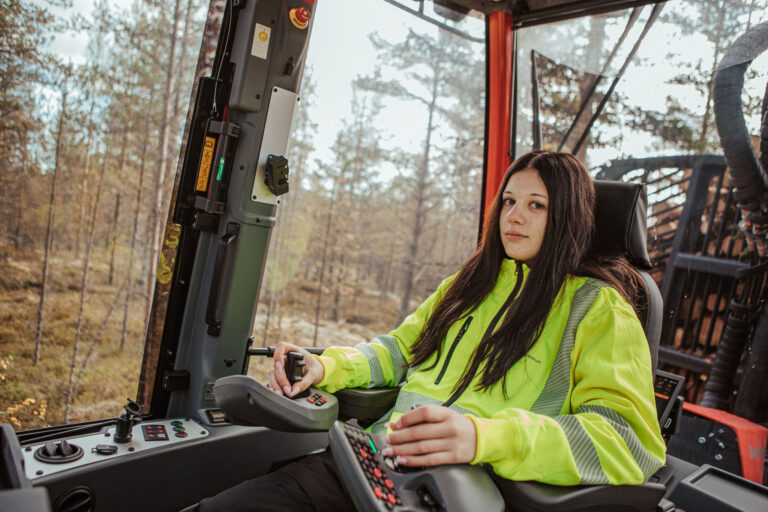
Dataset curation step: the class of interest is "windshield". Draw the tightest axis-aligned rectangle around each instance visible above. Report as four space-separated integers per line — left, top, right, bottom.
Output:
514 3 768 167
0 0 484 431
246 2 486 381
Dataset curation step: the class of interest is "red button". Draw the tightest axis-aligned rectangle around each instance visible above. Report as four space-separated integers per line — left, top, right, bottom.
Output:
307 397 315 403
320 397 327 403
374 487 384 499
295 7 310 23
384 479 394 489
359 448 368 459
387 494 396 505
373 468 382 479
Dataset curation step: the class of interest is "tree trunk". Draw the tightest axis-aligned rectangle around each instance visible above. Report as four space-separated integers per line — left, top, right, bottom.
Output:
137 0 226 407
121 103 153 352
12 137 28 251
262 292 273 346
313 184 340 346
64 146 108 423
398 75 439 322
145 0 184 328
172 0 196 120
698 0 726 150
108 139 127 285
75 99 97 256
332 252 345 322
33 91 67 366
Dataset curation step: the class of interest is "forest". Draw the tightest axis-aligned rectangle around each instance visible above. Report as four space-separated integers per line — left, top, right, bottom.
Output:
2 0 767 431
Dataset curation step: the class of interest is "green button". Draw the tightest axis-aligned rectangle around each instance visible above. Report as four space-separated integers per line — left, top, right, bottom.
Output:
171 421 183 427
368 439 377 453
173 426 185 432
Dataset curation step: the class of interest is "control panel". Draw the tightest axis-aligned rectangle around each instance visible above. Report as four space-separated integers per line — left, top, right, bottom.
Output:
22 418 207 480
213 374 338 432
329 421 504 512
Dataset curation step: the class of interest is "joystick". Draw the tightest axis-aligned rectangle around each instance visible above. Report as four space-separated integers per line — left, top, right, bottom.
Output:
285 351 310 398
113 399 142 444
285 351 306 384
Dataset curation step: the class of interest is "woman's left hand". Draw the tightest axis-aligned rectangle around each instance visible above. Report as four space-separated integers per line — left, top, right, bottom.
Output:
381 405 477 467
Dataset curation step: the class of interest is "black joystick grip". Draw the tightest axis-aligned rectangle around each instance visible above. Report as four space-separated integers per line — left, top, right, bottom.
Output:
285 351 306 385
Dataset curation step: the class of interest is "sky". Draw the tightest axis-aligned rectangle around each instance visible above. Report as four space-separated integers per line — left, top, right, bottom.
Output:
38 0 485 175
31 0 768 171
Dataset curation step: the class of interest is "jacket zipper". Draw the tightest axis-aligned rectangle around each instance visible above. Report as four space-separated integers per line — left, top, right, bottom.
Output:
434 316 473 385
443 260 524 408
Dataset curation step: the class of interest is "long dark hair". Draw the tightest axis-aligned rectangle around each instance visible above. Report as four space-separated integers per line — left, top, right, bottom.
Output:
409 151 646 395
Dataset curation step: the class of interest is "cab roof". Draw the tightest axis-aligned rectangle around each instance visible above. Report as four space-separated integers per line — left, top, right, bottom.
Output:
434 0 661 27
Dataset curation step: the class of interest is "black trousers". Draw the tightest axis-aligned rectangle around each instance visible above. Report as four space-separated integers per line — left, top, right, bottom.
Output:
198 449 356 512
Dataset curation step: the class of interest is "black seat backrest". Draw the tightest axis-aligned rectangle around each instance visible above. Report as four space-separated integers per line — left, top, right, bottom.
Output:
592 180 662 375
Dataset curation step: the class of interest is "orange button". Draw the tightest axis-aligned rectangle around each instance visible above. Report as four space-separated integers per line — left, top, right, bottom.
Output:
359 448 368 459
374 487 384 499
384 479 394 489
387 494 396 505
373 468 382 479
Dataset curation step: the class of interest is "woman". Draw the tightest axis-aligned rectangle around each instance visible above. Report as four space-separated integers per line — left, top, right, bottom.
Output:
201 151 666 511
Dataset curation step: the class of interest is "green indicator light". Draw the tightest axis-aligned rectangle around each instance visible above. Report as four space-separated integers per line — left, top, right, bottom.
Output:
368 439 377 453
216 157 225 181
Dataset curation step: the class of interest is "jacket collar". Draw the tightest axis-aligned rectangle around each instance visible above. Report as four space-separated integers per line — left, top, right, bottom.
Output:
497 258 529 295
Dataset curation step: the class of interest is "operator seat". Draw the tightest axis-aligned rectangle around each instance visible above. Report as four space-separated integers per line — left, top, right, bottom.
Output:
592 179 661 374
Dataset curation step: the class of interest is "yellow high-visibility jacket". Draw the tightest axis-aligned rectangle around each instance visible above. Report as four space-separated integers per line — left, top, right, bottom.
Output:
316 259 666 486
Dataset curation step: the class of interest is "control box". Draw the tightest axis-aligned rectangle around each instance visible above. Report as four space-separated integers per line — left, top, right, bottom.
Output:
22 418 207 480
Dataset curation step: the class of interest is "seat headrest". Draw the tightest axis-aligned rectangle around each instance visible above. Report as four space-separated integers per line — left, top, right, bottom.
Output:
592 180 652 270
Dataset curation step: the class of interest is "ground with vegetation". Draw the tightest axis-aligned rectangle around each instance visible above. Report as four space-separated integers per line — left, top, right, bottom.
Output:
0 251 401 431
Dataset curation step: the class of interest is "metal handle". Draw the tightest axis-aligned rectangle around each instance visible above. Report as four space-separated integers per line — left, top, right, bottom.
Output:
206 222 240 336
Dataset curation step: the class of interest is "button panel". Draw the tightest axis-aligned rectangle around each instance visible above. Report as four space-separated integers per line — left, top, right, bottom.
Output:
141 424 169 441
306 393 328 407
22 418 207 480
343 424 403 510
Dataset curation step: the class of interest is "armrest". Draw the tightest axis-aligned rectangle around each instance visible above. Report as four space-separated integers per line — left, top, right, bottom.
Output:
335 388 399 423
491 476 665 512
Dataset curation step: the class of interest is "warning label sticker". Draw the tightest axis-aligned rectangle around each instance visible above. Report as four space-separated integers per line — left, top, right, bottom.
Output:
196 136 216 192
251 23 271 60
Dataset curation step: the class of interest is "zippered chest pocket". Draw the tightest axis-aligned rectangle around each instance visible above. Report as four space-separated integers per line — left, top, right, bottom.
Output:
434 316 473 385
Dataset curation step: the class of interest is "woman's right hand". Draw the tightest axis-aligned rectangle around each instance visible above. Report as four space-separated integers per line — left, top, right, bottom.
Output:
268 342 325 397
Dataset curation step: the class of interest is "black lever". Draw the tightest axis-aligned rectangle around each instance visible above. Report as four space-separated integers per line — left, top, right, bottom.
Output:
247 346 325 357
206 222 240 336
114 399 142 444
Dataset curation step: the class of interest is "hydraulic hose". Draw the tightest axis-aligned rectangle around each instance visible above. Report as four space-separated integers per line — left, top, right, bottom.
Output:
704 22 768 412
713 21 768 255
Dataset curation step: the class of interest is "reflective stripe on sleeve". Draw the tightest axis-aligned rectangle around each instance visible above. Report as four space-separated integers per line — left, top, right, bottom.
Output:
530 279 606 416
355 335 408 388
577 404 663 479
372 335 408 383
356 344 385 387
554 415 610 484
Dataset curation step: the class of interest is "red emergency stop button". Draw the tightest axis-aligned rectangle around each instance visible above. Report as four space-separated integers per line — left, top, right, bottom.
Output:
289 7 311 30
